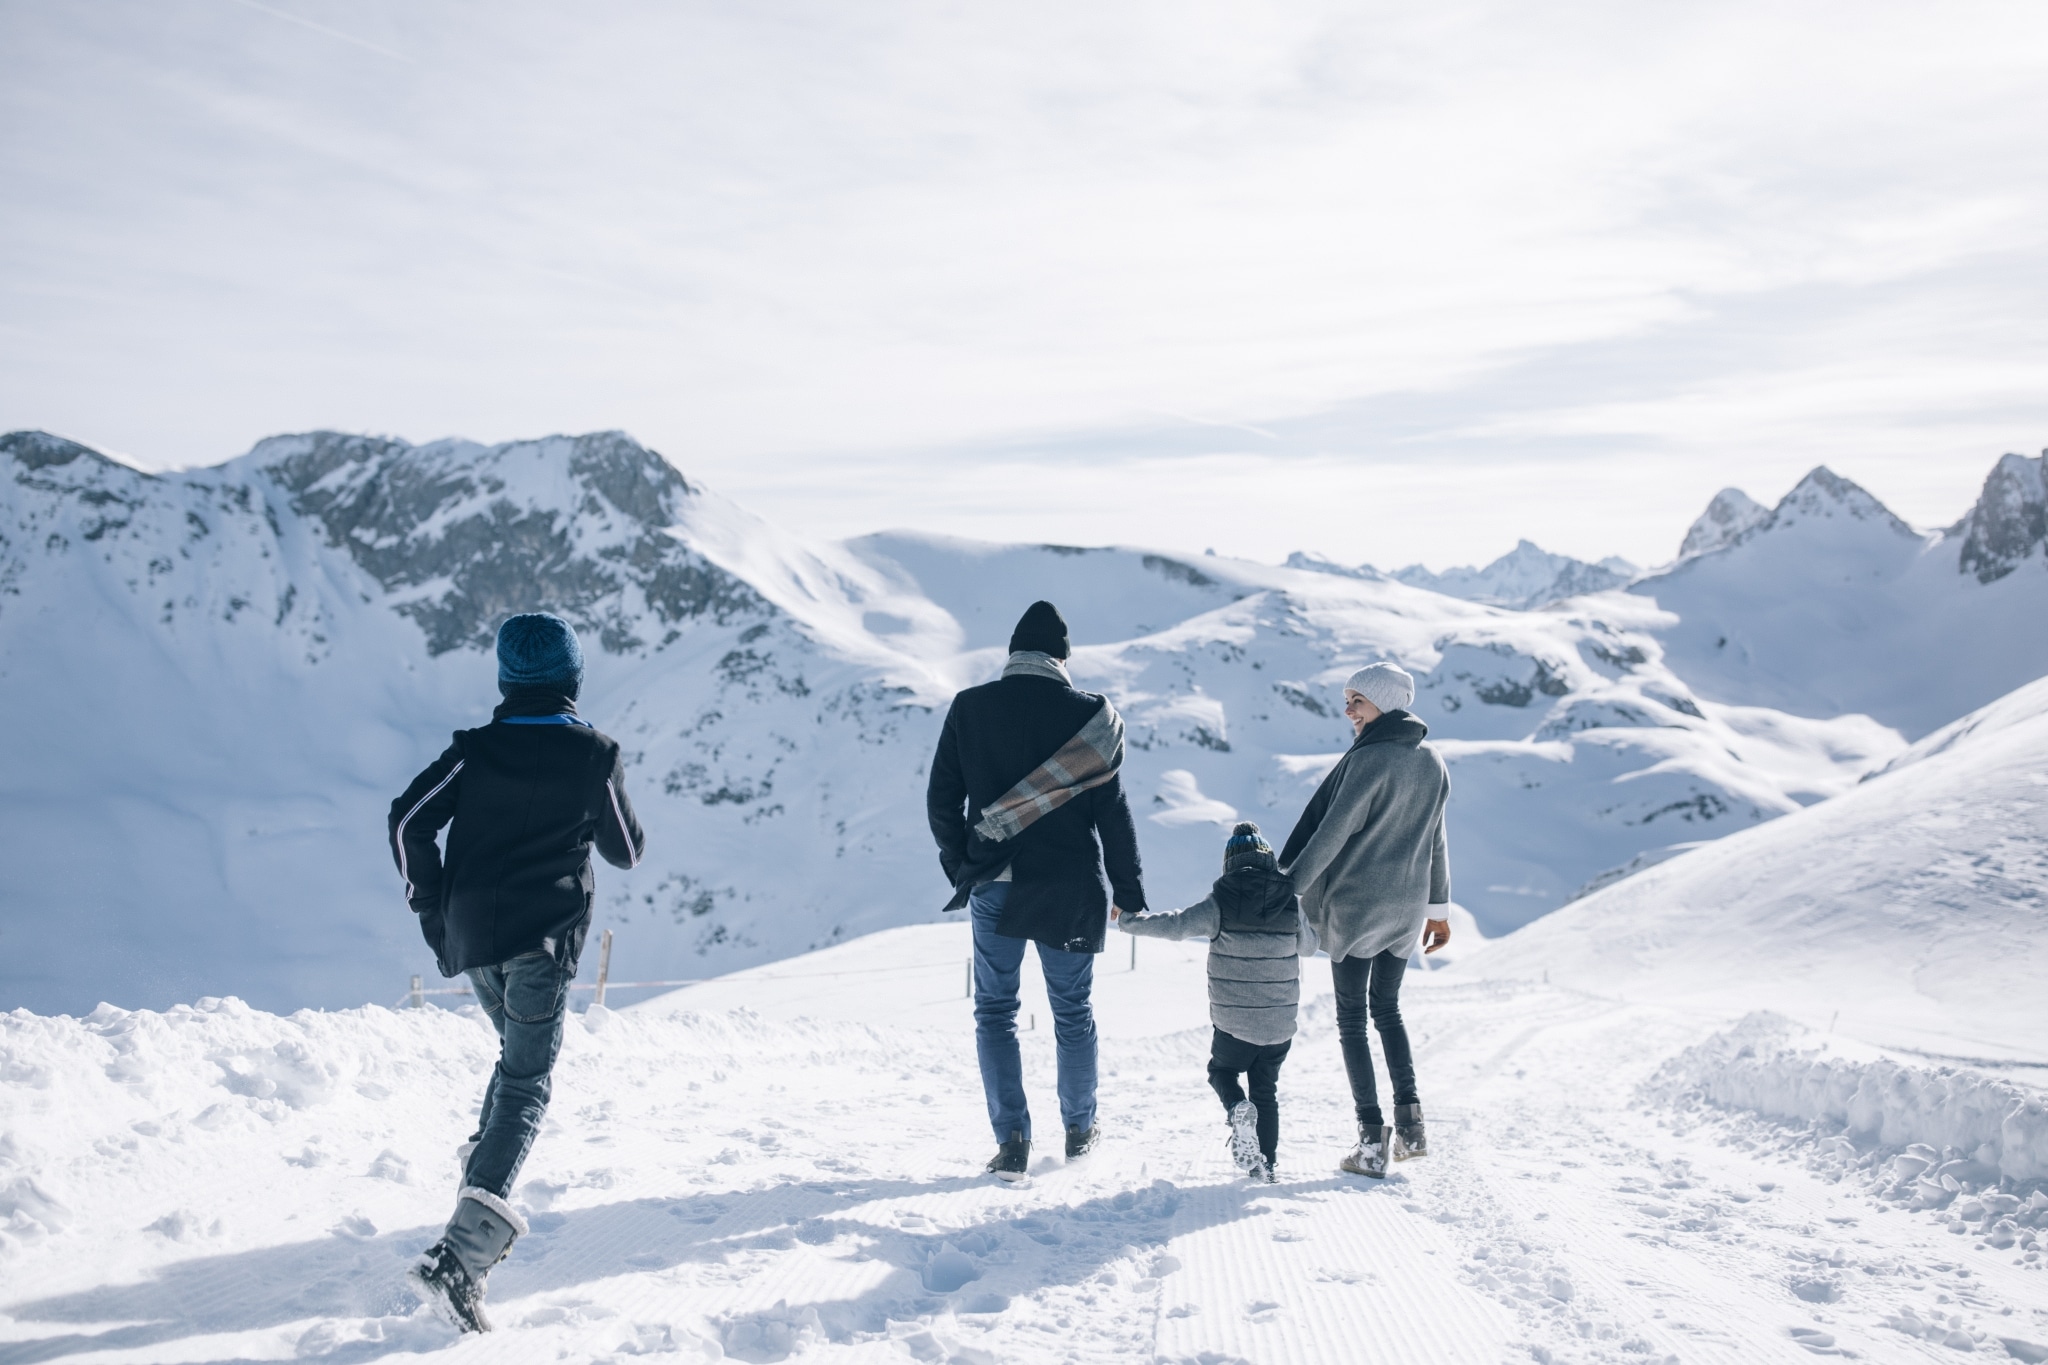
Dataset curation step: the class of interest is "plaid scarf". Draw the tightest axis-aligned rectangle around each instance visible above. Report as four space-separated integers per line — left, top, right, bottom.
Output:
942 655 1126 909
972 695 1125 843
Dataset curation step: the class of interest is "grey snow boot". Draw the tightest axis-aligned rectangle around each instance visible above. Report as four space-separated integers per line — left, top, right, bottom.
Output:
410 1188 526 1333
410 1240 488 1333
1393 1103 1427 1160
1341 1124 1393 1179
1226 1101 1267 1181
986 1130 1030 1182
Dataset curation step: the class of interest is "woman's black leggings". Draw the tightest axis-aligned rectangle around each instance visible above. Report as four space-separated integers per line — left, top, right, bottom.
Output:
1331 948 1417 1127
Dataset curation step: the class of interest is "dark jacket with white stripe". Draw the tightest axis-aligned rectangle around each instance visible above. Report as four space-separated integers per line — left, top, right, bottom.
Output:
388 689 645 977
1118 858 1315 1045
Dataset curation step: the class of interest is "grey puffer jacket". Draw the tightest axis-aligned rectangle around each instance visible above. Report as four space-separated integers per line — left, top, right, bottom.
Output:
1277 709 1450 964
1118 859 1317 1046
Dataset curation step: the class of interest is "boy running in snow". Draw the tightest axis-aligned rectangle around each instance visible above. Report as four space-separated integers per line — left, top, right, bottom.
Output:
1116 822 1314 1182
388 613 646 1332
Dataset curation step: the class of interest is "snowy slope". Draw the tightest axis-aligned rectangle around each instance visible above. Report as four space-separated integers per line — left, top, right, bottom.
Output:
1634 455 2048 738
1 913 2042 1362
14 430 2042 1015
1461 669 2048 1065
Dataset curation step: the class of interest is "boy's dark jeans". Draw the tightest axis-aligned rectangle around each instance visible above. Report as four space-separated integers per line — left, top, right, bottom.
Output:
1207 1027 1291 1165
461 950 574 1199
1332 948 1417 1128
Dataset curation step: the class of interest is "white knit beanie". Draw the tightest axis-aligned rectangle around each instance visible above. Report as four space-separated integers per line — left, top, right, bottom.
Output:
1344 662 1415 713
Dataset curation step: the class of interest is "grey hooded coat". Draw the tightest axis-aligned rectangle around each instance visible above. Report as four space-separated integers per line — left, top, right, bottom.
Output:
1277 710 1451 963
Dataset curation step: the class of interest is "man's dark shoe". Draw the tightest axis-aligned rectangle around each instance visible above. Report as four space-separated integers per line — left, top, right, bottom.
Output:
409 1239 491 1332
985 1130 1030 1182
1393 1103 1428 1160
1064 1124 1099 1160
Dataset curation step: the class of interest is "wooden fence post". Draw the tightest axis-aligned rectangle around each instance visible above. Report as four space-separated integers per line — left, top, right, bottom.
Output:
594 928 614 1007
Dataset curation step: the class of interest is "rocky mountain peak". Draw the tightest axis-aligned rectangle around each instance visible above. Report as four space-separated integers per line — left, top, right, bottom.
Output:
255 430 754 657
1954 450 2048 584
1388 539 1635 610
1770 466 1916 537
1677 487 1768 559
2 429 133 474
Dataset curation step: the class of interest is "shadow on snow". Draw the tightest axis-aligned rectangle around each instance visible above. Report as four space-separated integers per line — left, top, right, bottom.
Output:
0 1171 1388 1362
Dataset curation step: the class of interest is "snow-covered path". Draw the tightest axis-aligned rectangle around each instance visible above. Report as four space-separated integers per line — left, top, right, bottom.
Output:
3 925 2043 1364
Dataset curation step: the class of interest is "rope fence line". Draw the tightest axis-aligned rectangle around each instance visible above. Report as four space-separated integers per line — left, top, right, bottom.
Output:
399 926 1144 1008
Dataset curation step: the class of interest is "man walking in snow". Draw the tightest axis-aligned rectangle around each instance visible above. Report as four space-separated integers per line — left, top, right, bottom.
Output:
1278 662 1451 1178
927 600 1149 1179
388 612 645 1332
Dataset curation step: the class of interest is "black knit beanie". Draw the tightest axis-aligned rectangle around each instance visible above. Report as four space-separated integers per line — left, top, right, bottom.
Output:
1008 600 1070 659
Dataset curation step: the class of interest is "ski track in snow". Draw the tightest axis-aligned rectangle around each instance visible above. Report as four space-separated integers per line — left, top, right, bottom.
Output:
2 936 2043 1365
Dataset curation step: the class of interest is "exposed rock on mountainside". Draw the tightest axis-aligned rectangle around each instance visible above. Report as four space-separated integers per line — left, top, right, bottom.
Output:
1954 450 2048 585
263 431 769 654
1677 487 1769 559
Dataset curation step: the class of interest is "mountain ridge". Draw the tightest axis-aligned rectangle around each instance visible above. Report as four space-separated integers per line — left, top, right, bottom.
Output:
3 427 2041 1013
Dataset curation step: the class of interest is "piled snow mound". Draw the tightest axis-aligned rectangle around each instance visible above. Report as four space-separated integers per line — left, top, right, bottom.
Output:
1461 668 2048 1061
1651 1013 2048 1182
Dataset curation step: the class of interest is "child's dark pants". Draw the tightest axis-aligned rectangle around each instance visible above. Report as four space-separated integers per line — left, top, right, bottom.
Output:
1207 1027 1292 1165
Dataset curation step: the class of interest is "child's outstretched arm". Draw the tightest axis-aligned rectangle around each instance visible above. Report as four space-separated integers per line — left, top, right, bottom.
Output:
1116 894 1220 942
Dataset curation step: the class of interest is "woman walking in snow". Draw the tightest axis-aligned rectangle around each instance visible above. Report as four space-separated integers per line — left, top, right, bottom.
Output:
1278 662 1452 1178
1116 821 1316 1182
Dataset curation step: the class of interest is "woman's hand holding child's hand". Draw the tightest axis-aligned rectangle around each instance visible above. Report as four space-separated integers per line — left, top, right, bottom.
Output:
1422 918 1451 954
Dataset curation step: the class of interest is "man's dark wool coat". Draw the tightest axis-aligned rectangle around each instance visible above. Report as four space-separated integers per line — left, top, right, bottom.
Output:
926 673 1147 953
389 689 646 977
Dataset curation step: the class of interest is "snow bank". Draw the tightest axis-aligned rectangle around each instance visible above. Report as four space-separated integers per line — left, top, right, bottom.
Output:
1652 1014 2048 1182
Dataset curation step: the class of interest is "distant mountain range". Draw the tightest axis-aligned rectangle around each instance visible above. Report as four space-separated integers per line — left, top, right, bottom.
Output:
3 429 2044 1014
1287 541 1638 610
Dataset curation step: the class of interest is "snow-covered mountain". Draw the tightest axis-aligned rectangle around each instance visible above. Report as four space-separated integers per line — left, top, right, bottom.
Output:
2 429 2038 1015
1631 455 2048 738
1287 540 1638 610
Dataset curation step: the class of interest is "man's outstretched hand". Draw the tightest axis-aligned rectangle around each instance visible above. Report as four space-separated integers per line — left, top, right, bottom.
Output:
1422 918 1452 954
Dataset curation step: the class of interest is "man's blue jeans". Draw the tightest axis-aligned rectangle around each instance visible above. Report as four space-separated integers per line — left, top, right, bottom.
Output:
461 950 574 1199
970 881 1098 1143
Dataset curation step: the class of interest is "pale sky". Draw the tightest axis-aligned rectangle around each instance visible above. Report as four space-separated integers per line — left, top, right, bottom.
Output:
4 0 2045 570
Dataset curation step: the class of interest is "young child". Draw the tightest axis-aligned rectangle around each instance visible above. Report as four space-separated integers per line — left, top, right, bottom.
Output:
1116 822 1315 1181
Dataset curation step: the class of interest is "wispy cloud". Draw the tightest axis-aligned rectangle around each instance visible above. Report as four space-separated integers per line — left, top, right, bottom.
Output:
2 0 2044 567
220 0 415 65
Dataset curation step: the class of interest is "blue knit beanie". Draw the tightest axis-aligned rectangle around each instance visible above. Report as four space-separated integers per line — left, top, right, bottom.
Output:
1223 821 1275 872
496 613 584 698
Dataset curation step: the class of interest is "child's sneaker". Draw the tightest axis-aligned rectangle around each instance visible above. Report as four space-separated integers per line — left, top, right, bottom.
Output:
1341 1124 1393 1179
1226 1101 1263 1177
